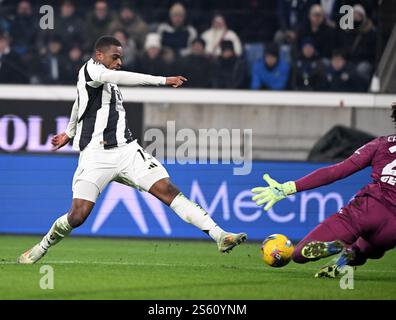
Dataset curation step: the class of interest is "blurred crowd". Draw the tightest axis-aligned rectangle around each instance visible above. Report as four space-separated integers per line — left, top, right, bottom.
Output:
0 0 383 92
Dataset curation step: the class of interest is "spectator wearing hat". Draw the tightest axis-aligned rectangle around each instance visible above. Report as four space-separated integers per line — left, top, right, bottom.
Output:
157 2 197 56
294 37 325 91
213 40 248 89
251 42 290 90
201 13 242 58
134 33 166 76
181 38 215 88
0 32 28 83
298 4 336 59
317 49 363 92
108 4 149 51
336 4 377 87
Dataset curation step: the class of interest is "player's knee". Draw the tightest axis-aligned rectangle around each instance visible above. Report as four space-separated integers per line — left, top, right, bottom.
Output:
291 249 306 264
68 211 85 228
291 245 309 264
68 203 92 228
149 178 180 205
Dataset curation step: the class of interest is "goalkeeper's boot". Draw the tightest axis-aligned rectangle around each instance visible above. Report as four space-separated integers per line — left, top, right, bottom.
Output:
301 240 345 259
217 232 247 253
17 244 47 264
315 247 356 278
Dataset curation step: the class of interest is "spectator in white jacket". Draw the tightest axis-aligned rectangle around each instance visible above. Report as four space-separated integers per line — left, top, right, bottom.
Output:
201 13 242 57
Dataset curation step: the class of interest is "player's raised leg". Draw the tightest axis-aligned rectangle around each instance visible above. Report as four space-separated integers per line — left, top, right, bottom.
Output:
17 181 98 264
292 210 358 264
149 178 247 253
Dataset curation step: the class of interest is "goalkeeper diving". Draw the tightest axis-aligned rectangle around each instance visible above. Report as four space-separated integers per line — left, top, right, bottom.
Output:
252 105 396 278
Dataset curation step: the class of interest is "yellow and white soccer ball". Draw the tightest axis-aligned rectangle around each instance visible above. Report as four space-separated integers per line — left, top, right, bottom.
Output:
260 234 294 267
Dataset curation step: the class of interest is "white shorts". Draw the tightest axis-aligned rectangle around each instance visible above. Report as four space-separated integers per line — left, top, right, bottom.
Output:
72 141 169 202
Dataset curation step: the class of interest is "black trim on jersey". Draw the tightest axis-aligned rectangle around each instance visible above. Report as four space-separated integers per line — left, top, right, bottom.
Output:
84 63 93 82
103 86 119 149
124 117 133 143
79 84 103 150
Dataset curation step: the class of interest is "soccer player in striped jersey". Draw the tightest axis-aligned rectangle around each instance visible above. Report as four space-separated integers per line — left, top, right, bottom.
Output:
252 104 396 277
17 36 246 264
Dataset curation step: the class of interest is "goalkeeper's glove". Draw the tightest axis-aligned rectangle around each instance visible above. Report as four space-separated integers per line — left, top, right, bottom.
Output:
251 174 297 211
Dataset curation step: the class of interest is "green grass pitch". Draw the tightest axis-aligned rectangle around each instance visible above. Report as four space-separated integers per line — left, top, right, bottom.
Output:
0 235 395 299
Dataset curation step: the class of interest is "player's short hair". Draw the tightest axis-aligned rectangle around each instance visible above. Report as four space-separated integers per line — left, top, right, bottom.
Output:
391 103 396 128
95 36 122 52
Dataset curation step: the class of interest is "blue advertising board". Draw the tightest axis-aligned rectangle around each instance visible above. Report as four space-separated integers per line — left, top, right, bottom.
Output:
0 154 371 241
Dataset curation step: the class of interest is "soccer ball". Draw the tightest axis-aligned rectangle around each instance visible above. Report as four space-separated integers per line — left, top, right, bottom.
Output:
260 234 294 267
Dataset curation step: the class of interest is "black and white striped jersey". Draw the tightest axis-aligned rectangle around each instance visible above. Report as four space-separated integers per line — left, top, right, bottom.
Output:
65 58 166 151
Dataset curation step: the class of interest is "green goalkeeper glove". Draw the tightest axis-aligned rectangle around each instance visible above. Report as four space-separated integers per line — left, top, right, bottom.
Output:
251 174 297 211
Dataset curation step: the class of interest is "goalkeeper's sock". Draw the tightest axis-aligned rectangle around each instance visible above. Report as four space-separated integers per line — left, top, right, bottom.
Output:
170 193 224 242
39 213 73 251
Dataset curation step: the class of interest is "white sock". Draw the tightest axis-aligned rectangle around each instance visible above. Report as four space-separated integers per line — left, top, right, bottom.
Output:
39 213 73 251
170 193 224 242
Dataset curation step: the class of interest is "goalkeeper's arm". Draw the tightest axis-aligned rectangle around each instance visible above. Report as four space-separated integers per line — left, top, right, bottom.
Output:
252 158 362 211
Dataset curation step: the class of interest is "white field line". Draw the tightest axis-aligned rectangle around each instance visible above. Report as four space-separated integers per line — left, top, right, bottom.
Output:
1 259 395 274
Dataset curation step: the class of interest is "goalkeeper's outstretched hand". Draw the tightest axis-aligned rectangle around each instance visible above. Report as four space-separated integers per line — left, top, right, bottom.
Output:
251 174 297 211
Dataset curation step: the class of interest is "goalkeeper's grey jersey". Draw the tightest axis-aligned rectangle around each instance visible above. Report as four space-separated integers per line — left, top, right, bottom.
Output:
69 58 166 151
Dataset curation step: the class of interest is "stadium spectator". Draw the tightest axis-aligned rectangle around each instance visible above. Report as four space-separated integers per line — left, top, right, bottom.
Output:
54 0 86 51
181 38 215 88
134 33 166 76
201 13 242 57
62 44 84 84
236 1 279 43
319 0 340 27
336 4 377 86
274 0 317 45
161 46 182 76
157 2 197 56
9 0 37 57
251 42 290 90
36 36 67 84
318 49 363 92
108 4 149 51
0 8 11 34
294 38 324 91
85 0 115 50
112 29 137 71
0 32 28 83
298 4 336 59
213 40 248 89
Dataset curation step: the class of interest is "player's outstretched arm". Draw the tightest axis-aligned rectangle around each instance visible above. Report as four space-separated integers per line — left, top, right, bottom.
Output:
251 142 376 211
96 67 187 87
251 174 296 211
